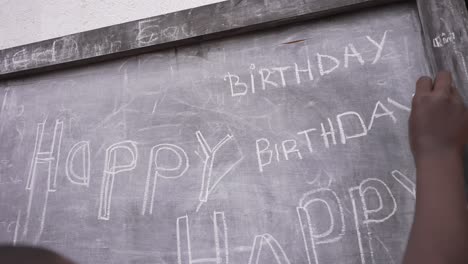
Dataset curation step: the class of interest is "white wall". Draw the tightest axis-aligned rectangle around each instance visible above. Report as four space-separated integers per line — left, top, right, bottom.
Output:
0 0 225 50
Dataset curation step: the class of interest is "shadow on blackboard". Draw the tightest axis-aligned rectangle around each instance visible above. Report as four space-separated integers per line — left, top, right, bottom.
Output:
0 245 76 264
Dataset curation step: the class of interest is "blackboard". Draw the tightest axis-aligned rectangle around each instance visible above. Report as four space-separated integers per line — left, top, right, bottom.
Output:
0 0 464 264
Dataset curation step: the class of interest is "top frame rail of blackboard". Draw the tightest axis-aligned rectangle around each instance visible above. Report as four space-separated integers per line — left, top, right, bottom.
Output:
0 0 410 80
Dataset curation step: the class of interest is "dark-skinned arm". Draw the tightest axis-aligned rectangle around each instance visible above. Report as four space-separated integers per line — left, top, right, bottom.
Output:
404 71 468 264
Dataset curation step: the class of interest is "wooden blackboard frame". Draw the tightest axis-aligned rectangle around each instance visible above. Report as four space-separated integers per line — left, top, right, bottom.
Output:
0 0 405 80
1 0 467 93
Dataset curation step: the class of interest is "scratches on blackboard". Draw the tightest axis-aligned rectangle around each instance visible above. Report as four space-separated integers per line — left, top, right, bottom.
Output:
282 39 306 45
307 169 333 188
374 235 397 264
0 88 10 115
455 50 468 82
233 0 247 8
152 91 167 114
12 210 21 245
0 88 12 137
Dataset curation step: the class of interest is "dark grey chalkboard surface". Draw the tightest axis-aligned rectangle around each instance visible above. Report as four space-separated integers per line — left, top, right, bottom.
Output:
0 1 440 264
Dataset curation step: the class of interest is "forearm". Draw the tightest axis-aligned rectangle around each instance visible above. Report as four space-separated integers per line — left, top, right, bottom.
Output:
405 150 468 263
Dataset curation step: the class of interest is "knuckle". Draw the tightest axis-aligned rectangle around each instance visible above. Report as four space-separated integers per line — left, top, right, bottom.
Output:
417 76 432 84
416 76 432 89
413 94 431 104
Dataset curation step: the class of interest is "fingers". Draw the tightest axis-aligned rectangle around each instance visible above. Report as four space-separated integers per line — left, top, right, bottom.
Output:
433 71 452 95
443 72 466 103
415 76 433 95
416 72 455 97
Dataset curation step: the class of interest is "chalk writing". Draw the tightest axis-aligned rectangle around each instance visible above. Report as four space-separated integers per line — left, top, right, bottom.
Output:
256 98 408 172
12 49 30 70
27 119 64 192
137 19 190 47
51 37 79 62
367 101 397 131
22 119 64 244
297 188 345 264
1 36 81 73
142 144 189 215
344 44 365 68
137 19 161 46
366 30 389 64
196 131 243 212
177 211 229 264
337 111 368 144
256 138 303 173
98 141 138 220
349 179 397 264
248 233 290 264
224 31 390 98
391 170 415 198
65 141 91 187
197 131 233 203
433 31 456 48
0 12 424 263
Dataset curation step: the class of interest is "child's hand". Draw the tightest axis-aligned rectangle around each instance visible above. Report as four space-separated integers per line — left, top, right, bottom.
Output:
409 71 468 159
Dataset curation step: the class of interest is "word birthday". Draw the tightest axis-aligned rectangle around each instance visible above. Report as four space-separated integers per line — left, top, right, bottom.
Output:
255 97 411 172
224 31 390 97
